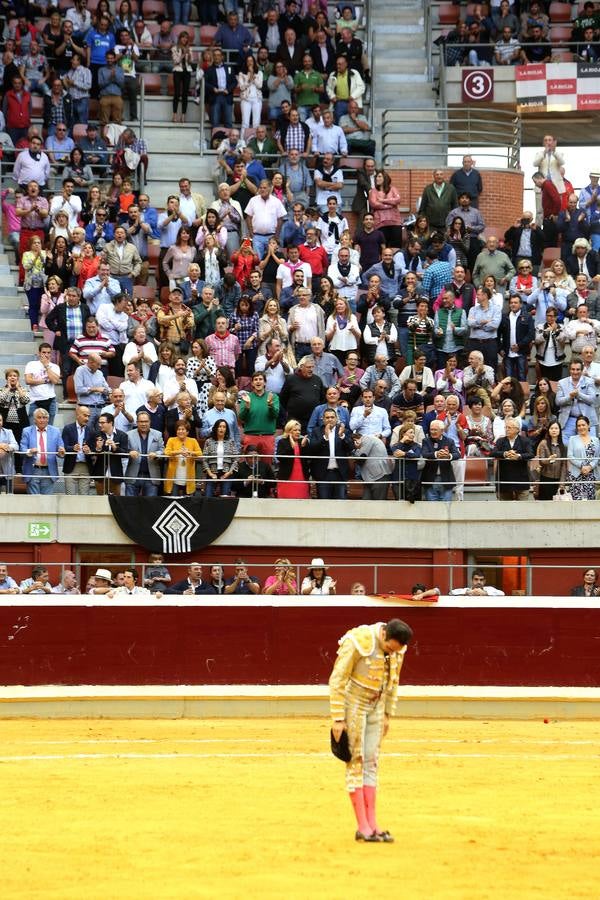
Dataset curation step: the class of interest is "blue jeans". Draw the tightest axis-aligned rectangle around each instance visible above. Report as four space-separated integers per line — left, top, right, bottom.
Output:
27 474 56 495
504 355 528 381
26 286 43 328
211 94 233 128
397 326 409 360
172 0 191 23
205 477 232 497
251 233 274 260
333 99 349 124
29 398 58 425
562 417 579 440
316 470 347 499
126 481 159 496
72 97 90 125
425 482 453 501
116 275 133 297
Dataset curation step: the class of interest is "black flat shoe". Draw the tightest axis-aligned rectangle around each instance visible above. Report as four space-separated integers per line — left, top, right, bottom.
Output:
355 830 381 842
375 830 394 843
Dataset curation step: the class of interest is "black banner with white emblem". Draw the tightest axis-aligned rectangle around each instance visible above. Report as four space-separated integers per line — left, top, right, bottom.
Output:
109 497 239 554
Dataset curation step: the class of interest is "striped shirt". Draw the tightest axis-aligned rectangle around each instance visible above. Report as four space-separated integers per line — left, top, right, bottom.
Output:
69 332 115 364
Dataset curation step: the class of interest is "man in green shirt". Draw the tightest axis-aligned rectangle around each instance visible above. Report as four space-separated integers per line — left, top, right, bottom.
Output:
247 125 279 166
239 371 280 459
339 98 375 157
418 169 458 232
294 53 324 121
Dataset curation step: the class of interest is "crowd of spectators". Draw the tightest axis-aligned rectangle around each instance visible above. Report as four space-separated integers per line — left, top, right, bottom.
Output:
3 557 595 596
441 0 600 67
1 5 599 503
2 129 600 502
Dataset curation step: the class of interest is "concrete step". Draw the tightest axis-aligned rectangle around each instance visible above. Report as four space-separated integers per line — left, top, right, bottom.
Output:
0 296 20 309
0 339 37 353
0 330 35 342
375 73 428 84
142 96 205 125
374 20 424 30
0 354 34 366
143 122 207 154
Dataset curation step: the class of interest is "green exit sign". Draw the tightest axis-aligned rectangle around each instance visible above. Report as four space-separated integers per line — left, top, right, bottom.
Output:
28 522 52 540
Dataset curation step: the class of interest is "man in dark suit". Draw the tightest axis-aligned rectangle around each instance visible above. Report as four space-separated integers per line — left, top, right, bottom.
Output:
421 419 459 501
351 156 376 217
492 418 533 501
308 410 354 499
62 404 95 495
45 286 90 388
567 238 600 281
276 27 305 74
91 411 129 496
499 293 535 381
504 213 544 269
167 563 218 595
310 29 336 75
204 48 237 128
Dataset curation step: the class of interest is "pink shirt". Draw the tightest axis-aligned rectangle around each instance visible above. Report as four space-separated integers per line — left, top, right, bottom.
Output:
264 575 297 595
205 332 241 369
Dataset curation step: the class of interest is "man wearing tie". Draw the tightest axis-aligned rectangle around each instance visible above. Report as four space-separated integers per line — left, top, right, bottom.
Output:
20 408 65 495
91 411 129 496
62 405 95 495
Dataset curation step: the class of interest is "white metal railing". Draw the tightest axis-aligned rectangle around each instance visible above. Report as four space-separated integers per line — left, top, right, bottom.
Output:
4 560 600 597
381 103 521 169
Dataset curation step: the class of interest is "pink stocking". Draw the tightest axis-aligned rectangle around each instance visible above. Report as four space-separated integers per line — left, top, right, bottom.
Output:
363 785 378 833
349 788 371 835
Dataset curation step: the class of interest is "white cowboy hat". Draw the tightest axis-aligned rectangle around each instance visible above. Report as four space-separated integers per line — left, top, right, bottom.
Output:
94 568 113 582
307 558 328 569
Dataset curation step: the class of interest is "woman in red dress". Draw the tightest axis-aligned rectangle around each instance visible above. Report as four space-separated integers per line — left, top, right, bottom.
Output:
276 419 310 499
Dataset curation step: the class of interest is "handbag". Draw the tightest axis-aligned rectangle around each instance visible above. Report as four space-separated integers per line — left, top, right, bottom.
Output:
330 728 351 762
553 487 573 501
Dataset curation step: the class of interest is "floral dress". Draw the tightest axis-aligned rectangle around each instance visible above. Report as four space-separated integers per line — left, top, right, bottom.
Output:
568 441 597 500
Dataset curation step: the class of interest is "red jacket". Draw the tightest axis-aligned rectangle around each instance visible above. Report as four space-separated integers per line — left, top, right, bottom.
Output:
4 89 31 129
541 180 562 218
231 249 259 289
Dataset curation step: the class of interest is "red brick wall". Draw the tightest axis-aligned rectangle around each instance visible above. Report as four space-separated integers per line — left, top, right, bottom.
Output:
388 168 524 238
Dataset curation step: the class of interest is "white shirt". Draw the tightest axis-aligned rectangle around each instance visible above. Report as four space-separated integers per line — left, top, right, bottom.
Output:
25 360 59 402
119 377 155 416
314 167 343 210
162 375 199 408
508 310 519 357
254 355 287 393
327 428 338 469
327 261 361 303
96 305 128 346
276 260 312 290
245 194 287 234
292 304 318 342
178 194 197 226
49 193 82 230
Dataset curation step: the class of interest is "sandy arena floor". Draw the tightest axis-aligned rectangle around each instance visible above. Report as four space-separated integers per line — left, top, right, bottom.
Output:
1 717 599 899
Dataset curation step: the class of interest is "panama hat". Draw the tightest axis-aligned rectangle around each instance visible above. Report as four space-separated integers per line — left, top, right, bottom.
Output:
307 558 328 569
94 568 113 582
